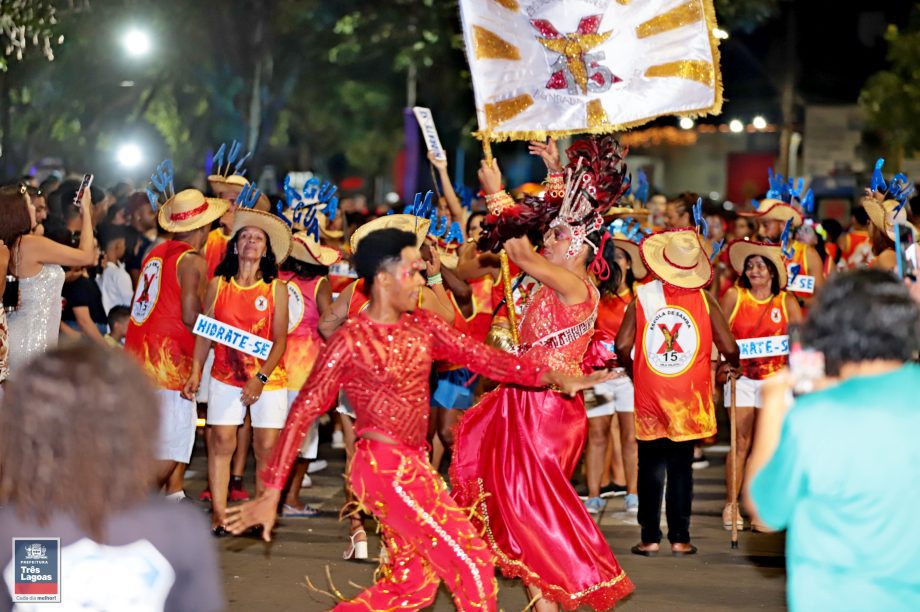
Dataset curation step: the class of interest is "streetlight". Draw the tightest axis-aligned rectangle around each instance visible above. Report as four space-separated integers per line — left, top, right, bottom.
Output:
752 116 767 130
729 119 744 133
117 143 143 169
679 117 695 130
122 28 151 58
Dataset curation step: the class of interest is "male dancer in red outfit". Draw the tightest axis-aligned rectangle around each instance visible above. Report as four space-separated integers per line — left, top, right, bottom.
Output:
226 228 614 610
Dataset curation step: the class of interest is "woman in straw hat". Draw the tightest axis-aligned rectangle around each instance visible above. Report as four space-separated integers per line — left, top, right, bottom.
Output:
452 137 636 611
719 240 802 531
276 231 339 518
124 188 228 494
864 193 917 273
182 206 292 535
615 228 740 556
582 231 648 516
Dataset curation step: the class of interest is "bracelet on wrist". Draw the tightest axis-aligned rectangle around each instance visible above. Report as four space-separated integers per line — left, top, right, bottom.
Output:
427 273 443 287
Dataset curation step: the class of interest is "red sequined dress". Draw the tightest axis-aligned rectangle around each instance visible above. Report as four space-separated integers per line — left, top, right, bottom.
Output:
261 309 548 490
451 281 635 610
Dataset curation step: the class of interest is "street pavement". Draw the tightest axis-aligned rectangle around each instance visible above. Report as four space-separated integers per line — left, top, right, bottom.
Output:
185 437 787 611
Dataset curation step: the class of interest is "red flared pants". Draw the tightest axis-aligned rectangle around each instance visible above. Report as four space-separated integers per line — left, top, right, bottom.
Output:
335 438 497 611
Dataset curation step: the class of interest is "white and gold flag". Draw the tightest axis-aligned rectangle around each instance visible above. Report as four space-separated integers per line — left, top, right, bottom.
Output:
459 0 723 141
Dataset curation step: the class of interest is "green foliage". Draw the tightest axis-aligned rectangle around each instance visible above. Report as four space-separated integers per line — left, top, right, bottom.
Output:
859 7 920 160
713 0 779 33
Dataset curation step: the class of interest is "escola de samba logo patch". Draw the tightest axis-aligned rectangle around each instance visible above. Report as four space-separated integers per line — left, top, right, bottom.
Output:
131 258 163 324
644 306 699 376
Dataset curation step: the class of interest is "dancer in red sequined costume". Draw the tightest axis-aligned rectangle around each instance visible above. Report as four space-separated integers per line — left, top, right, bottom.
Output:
226 228 614 611
451 138 636 611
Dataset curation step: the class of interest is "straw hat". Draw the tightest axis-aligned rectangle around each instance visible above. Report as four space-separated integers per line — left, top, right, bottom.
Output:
231 208 293 263
740 199 804 227
207 174 271 212
610 233 648 279
640 228 713 290
727 239 788 288
350 214 431 252
157 189 229 234
317 210 344 239
290 231 341 267
864 198 917 241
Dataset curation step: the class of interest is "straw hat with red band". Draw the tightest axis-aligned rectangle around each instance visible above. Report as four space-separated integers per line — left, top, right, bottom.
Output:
231 208 293 264
350 214 431 253
207 174 272 212
727 239 788 288
611 232 648 279
864 198 918 241
158 189 229 234
640 227 713 290
290 231 341 267
739 198 804 227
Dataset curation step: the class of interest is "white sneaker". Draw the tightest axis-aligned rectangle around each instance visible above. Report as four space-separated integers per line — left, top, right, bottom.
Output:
301 474 312 488
331 431 346 449
307 459 328 474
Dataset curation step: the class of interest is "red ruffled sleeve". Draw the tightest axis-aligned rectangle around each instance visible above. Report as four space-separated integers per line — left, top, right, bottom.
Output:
414 309 548 388
260 328 350 490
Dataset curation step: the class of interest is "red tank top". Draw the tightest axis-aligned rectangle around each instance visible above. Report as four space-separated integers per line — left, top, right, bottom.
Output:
729 288 789 380
211 277 286 390
347 278 371 318
449 274 495 342
596 290 632 338
280 272 325 391
204 229 229 279
125 240 197 391
633 281 715 441
842 230 872 269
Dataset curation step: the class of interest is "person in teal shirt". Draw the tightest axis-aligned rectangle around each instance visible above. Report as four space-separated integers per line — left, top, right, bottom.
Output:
747 270 920 611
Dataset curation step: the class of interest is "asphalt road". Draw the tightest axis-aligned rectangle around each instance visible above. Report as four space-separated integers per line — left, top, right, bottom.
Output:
185 437 787 611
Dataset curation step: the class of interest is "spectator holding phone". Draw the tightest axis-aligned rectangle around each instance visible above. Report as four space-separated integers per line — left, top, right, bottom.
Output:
746 270 920 611
0 183 96 374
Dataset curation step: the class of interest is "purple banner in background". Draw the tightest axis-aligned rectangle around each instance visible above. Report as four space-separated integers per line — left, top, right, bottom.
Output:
403 108 420 202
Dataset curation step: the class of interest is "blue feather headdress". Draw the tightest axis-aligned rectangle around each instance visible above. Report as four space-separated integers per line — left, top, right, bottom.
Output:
145 159 175 212
751 168 814 217
869 158 914 218
391 190 466 245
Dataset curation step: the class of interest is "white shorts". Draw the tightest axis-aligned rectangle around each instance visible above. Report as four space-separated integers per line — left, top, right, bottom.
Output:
155 390 197 463
724 376 766 409
207 378 290 428
289 389 319 459
335 391 356 419
587 376 634 418
196 349 215 404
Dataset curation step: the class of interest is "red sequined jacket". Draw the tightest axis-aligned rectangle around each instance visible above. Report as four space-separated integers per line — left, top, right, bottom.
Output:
262 308 549 490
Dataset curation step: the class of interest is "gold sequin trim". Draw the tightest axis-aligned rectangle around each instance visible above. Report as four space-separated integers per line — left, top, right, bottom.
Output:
484 94 533 129
473 25 521 60
586 99 609 129
644 60 714 86
474 479 629 601
490 0 519 11
636 0 703 39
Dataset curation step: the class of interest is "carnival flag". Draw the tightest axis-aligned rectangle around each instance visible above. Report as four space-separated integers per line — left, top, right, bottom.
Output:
459 0 723 141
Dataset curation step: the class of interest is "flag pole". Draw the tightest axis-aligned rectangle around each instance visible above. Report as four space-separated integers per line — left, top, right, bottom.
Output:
481 131 519 347
730 374 740 549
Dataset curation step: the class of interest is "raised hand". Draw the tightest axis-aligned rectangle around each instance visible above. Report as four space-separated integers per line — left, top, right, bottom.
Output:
478 159 503 196
528 139 562 173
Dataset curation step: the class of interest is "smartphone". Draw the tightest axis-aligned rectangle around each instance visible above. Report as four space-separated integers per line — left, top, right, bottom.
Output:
73 173 94 208
788 324 824 396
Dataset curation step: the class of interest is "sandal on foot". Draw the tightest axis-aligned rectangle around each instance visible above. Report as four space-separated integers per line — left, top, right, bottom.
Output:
211 526 230 538
671 544 698 556
631 544 659 557
344 529 368 561
281 503 321 518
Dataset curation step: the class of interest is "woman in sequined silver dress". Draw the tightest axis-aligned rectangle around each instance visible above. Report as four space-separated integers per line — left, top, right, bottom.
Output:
0 185 97 375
